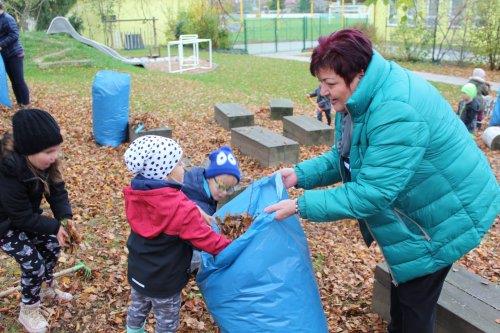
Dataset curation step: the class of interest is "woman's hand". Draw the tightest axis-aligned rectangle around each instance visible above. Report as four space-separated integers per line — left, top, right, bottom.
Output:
57 226 69 247
277 168 298 189
265 199 297 221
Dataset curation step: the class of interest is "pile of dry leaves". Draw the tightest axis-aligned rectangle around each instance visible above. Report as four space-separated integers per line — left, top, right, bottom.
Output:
0 75 497 333
216 214 254 240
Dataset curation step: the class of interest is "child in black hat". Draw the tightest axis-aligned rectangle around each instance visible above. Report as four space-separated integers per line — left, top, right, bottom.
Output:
0 108 74 333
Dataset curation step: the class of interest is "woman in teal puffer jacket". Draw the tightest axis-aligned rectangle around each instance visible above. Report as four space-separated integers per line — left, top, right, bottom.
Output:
266 29 499 333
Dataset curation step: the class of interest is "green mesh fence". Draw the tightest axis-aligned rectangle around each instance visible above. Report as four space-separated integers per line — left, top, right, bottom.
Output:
228 14 368 54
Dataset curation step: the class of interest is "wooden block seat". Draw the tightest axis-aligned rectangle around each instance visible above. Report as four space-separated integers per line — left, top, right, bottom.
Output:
372 262 500 333
128 124 172 142
270 98 293 120
231 126 299 167
214 103 254 130
283 115 334 146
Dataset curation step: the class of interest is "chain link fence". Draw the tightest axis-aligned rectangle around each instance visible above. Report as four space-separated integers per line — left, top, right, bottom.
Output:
226 14 368 54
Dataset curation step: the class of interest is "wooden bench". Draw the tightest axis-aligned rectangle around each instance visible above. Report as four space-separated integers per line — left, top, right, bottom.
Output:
231 126 299 167
214 103 254 130
482 126 500 150
283 115 334 146
128 124 172 142
270 98 293 120
372 262 500 333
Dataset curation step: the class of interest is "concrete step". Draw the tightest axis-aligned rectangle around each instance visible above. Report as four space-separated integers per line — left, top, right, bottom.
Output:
231 126 299 167
283 115 334 146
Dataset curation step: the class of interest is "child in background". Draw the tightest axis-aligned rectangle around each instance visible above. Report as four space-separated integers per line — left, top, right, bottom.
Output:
468 68 491 129
459 83 480 134
307 86 332 125
123 135 231 333
0 109 74 333
182 146 241 273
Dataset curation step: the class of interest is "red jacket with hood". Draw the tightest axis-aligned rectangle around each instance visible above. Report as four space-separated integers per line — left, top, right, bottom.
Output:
123 176 230 297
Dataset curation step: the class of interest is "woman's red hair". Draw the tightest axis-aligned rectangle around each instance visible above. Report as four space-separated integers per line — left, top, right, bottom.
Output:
310 29 373 85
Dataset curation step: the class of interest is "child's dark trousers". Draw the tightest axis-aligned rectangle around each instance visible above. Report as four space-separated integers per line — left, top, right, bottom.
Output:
0 229 60 304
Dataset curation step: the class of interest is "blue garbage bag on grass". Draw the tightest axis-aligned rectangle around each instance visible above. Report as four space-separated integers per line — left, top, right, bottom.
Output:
490 88 500 126
92 70 130 147
197 175 328 333
0 57 12 108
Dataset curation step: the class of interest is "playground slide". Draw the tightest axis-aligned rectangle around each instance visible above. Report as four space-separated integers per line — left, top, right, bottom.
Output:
47 16 144 66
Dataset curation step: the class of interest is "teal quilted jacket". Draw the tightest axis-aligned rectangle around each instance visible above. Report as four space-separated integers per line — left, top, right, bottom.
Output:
295 51 499 284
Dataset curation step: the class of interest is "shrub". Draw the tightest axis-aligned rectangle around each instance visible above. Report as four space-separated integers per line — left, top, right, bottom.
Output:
68 13 84 34
167 0 230 49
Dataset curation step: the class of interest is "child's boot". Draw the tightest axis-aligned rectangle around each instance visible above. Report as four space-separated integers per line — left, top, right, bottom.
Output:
18 301 48 333
41 281 73 302
126 324 146 333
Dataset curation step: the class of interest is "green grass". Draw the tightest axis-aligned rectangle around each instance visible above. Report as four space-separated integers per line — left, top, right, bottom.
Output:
20 31 459 110
23 32 143 87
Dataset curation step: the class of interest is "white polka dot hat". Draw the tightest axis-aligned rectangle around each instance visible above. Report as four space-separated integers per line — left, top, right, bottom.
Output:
124 135 183 180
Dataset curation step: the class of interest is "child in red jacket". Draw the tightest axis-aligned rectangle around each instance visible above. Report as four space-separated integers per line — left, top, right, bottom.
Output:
123 135 231 333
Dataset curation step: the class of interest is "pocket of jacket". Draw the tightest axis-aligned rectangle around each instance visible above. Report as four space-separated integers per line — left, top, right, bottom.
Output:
393 208 431 241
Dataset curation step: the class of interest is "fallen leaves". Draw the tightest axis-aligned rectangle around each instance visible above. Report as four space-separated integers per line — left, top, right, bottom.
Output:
0 68 497 332
217 214 253 239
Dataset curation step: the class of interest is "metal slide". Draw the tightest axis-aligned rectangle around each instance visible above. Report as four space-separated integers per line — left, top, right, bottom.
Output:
47 16 144 66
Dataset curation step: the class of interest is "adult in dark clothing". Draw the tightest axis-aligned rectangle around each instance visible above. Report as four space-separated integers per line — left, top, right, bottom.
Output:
0 1 29 107
0 109 73 333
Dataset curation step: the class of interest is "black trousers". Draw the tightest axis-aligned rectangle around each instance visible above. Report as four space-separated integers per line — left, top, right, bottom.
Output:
0 229 60 304
388 265 452 333
3 54 30 105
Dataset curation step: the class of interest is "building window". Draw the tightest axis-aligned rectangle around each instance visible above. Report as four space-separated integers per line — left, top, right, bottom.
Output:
388 0 398 26
449 0 465 28
406 4 417 26
426 0 439 27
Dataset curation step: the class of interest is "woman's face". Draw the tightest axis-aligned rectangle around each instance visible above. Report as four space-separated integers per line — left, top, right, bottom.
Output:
317 68 362 113
27 145 61 170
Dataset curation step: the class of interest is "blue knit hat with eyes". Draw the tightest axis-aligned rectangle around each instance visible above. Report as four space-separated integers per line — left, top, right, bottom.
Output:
205 146 241 182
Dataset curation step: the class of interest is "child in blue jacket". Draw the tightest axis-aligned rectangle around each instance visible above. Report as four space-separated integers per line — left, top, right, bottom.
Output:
182 146 241 272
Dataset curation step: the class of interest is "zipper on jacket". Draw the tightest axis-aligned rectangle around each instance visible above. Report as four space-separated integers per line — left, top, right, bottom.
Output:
362 219 398 286
338 107 397 285
393 208 431 241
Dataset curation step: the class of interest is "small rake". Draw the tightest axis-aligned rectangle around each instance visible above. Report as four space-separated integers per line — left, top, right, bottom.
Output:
0 260 91 298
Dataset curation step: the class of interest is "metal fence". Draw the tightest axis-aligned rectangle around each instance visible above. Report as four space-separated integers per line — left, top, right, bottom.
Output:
102 17 159 53
227 14 368 54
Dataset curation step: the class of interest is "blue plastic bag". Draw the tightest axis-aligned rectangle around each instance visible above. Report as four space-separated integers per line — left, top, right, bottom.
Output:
490 88 500 126
92 70 130 147
0 56 12 108
197 175 328 333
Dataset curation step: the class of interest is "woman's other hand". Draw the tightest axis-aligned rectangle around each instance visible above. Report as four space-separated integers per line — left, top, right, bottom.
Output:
265 199 297 221
277 168 298 189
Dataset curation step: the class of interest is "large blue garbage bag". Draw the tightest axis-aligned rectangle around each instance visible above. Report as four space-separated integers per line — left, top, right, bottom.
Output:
0 57 12 108
490 88 500 126
197 175 328 333
92 70 130 147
